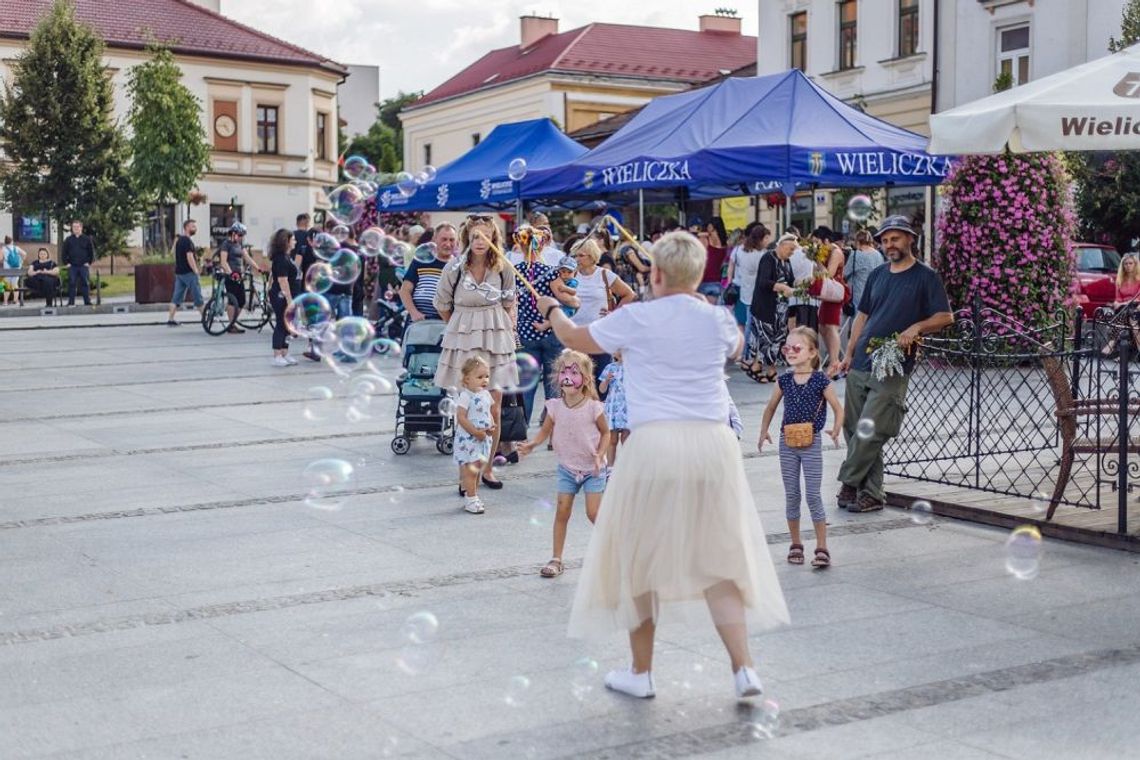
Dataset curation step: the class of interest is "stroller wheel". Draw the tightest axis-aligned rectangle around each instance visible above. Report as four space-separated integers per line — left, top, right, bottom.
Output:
391 436 412 455
436 436 454 455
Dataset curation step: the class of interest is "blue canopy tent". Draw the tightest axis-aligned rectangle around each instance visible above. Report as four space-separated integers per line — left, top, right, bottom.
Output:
519 70 954 205
373 118 589 213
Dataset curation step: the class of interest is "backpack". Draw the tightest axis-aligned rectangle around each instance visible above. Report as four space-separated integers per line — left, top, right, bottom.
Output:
4 245 21 268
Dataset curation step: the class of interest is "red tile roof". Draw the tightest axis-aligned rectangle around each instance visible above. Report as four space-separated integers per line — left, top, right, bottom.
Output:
0 0 345 74
410 22 757 109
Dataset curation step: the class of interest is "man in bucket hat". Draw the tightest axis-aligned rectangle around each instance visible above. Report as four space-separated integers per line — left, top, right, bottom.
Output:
834 216 953 513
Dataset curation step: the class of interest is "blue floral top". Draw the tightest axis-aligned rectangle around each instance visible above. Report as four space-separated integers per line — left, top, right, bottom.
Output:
453 389 494 465
599 361 628 431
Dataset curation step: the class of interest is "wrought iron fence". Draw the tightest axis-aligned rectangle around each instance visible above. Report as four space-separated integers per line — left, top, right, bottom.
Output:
883 298 1140 533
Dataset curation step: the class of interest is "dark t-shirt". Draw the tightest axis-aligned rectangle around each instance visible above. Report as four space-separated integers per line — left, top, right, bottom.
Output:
31 259 58 273
219 240 244 272
61 234 94 267
853 261 951 374
270 254 301 297
294 229 316 274
777 370 830 431
174 235 195 275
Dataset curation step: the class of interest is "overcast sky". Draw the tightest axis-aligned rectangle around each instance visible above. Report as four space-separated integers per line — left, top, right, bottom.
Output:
221 1 759 100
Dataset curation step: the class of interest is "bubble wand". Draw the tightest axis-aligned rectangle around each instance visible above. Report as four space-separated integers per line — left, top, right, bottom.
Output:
590 214 655 265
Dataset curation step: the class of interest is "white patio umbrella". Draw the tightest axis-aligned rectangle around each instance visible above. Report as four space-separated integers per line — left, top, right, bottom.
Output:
929 43 1140 154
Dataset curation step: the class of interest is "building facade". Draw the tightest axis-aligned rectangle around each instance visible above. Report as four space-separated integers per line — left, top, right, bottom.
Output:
0 0 346 256
936 0 1126 112
400 13 757 201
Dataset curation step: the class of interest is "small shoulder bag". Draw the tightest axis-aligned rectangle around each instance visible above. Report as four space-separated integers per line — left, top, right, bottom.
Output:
783 393 826 448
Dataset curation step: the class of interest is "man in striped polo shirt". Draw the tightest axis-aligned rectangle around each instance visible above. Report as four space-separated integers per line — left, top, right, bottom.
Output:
400 222 457 322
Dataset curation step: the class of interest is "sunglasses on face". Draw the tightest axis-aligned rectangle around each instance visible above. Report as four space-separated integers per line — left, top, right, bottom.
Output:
782 345 804 354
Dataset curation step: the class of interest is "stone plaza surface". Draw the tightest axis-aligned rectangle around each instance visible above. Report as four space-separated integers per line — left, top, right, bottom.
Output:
2 312 1139 759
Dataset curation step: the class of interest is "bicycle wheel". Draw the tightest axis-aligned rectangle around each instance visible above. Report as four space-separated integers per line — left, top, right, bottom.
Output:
202 290 239 335
237 292 271 330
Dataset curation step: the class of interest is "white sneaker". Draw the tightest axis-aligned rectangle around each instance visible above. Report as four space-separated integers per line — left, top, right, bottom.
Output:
463 497 485 514
283 355 298 365
604 668 655 698
734 666 764 698
271 357 290 367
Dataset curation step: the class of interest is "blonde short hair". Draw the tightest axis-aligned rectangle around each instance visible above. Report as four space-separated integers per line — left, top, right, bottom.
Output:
651 230 705 289
569 237 602 265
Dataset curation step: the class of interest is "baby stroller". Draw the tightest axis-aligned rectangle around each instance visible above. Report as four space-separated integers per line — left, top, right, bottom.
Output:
391 319 455 456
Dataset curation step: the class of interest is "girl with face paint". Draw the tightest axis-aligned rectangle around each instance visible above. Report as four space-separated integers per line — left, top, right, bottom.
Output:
518 350 610 578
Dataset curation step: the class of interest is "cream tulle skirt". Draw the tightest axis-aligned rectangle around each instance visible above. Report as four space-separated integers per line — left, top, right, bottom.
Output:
568 421 790 638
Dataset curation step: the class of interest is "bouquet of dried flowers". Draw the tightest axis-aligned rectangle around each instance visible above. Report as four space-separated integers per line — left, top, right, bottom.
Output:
866 333 917 380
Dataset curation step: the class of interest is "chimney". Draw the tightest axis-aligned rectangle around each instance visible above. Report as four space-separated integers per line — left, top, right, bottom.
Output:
520 15 559 48
699 13 742 34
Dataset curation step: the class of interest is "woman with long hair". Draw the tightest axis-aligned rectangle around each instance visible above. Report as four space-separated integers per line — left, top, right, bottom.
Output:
567 238 637 391
725 223 771 368
535 231 788 699
434 215 519 490
812 227 847 376
1102 252 1140 356
267 229 299 367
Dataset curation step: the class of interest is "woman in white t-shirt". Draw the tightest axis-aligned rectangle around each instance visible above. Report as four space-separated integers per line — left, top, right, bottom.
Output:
560 238 636 393
536 231 789 701
724 224 771 367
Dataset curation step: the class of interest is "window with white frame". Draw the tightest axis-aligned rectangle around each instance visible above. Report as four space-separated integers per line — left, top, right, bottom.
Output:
790 12 808 71
898 0 919 57
997 24 1030 86
837 0 857 70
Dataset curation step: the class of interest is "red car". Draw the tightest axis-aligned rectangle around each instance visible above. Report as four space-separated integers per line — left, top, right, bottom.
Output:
1072 243 1121 319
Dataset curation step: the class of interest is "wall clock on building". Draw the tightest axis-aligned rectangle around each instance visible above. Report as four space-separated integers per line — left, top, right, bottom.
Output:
214 114 236 139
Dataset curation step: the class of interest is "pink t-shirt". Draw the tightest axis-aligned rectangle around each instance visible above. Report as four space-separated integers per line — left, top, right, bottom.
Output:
545 397 606 474
1118 280 1140 302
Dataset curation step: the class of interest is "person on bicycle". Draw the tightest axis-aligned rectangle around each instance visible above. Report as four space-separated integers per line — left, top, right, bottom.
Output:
216 222 267 334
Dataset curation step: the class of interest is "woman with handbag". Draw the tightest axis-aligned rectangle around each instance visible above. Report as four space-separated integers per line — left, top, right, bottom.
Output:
812 227 847 377
434 215 519 491
565 238 636 394
745 234 797 383
757 327 844 569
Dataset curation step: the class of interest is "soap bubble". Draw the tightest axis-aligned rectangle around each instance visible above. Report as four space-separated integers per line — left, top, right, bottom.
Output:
856 418 875 440
371 338 403 359
507 157 528 181
413 242 438 264
302 458 354 511
385 239 412 267
359 227 385 256
414 171 430 185
388 485 406 504
285 293 333 338
331 224 350 243
502 353 542 393
1029 491 1049 515
748 699 781 739
910 500 934 525
303 385 334 422
342 154 370 180
401 611 439 645
395 645 434 675
304 262 334 294
332 317 376 357
396 171 418 198
528 499 555 528
1005 525 1043 580
329 249 362 285
847 194 874 223
571 657 599 700
313 232 340 261
326 184 366 225
422 165 437 182
503 675 531 707
438 397 456 416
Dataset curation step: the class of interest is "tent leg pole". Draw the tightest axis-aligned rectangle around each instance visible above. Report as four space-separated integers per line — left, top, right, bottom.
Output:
638 189 645 239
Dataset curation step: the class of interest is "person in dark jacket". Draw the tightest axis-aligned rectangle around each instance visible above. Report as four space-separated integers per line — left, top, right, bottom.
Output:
61 219 95 306
744 234 796 383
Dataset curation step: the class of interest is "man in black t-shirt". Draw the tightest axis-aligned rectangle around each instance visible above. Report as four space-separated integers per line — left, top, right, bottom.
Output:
167 219 204 326
836 216 954 513
293 213 316 275
61 219 95 306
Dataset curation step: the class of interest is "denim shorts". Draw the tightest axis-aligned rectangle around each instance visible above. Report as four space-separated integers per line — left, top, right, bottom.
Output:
171 272 204 307
556 464 607 495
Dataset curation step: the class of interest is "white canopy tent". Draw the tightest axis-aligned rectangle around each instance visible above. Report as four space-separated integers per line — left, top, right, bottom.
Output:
929 43 1140 154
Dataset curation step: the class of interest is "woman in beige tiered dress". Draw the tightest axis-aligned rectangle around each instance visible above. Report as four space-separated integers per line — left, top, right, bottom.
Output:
434 215 519 489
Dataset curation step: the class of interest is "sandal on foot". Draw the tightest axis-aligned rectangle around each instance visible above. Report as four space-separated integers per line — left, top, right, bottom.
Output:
540 558 563 577
811 548 831 569
787 544 805 565
764 371 779 383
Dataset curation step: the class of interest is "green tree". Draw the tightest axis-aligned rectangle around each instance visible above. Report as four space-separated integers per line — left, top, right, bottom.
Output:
127 43 211 254
1070 0 1140 251
0 0 137 265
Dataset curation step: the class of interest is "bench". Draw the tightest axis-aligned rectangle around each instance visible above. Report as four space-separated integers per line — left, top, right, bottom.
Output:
1041 353 1140 519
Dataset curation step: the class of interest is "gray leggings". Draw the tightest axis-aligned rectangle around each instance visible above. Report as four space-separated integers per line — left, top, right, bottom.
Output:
779 436 825 522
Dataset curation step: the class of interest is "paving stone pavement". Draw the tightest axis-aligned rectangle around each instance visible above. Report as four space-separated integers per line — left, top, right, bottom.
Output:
2 314 1140 759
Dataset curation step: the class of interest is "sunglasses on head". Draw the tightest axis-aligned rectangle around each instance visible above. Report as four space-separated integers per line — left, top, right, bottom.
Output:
467 215 493 224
